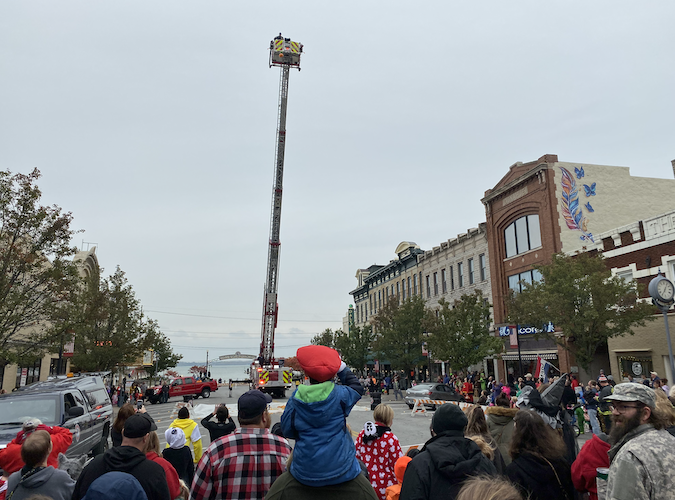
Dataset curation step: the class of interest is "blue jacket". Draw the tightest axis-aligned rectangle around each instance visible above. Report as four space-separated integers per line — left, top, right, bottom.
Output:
281 367 363 487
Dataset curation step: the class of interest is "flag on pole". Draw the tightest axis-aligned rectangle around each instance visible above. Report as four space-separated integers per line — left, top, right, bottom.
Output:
534 356 551 383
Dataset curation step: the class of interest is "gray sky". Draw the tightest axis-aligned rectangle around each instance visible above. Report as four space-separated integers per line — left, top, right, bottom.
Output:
1 2 674 362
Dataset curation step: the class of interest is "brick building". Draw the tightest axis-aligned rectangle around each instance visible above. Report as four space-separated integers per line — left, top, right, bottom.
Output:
482 154 675 382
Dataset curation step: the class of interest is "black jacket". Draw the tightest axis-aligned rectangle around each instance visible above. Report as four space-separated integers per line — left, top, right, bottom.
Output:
200 414 236 442
162 446 195 485
505 453 574 500
399 430 497 500
72 446 170 500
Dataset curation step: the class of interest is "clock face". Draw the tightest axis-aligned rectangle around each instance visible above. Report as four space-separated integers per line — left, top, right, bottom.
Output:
657 279 675 301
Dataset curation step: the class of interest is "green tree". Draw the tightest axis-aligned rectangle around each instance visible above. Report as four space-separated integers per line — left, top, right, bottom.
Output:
142 324 182 379
70 266 168 372
310 328 336 348
334 324 376 373
371 295 427 373
0 169 80 364
426 292 501 373
507 253 655 370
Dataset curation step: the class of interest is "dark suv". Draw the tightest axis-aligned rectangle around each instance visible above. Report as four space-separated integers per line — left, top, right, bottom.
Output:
0 374 112 457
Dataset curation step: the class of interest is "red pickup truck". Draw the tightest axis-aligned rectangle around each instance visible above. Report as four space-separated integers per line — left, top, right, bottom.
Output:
147 376 218 403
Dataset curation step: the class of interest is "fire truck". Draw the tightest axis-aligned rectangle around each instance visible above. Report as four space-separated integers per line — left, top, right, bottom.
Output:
249 34 302 398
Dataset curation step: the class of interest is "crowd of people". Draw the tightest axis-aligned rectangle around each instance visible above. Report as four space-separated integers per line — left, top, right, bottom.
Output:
1 356 675 500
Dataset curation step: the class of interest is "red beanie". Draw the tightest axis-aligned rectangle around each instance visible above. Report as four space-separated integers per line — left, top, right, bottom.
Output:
297 345 341 382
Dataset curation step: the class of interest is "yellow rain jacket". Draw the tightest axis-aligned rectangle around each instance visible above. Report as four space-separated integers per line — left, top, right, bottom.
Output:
167 417 203 464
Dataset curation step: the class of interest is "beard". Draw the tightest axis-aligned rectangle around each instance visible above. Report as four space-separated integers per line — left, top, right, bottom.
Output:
609 409 644 445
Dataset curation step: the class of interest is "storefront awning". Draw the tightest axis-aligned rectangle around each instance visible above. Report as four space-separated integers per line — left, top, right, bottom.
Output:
501 350 558 361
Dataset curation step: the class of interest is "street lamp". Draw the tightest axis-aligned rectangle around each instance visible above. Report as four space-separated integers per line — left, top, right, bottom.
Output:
648 272 675 382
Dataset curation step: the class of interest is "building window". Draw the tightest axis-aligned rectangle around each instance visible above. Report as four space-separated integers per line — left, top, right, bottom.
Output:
16 359 42 388
441 269 447 293
426 275 431 297
378 290 382 309
504 214 542 258
413 274 418 295
365 304 368 320
402 279 406 300
458 262 464 287
468 258 475 285
432 272 438 296
450 266 454 290
419 273 423 297
407 277 411 298
507 269 543 293
396 281 400 299
479 254 486 281
369 295 373 314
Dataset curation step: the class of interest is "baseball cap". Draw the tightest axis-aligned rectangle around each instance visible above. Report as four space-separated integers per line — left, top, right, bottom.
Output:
123 413 157 438
238 390 272 419
604 383 656 408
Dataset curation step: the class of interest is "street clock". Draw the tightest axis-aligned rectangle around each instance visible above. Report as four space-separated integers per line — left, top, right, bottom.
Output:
648 273 675 308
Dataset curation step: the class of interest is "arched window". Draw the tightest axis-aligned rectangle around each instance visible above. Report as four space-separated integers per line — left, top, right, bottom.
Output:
504 214 542 258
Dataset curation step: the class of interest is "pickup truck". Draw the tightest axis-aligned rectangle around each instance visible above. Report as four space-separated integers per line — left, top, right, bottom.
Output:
146 376 218 403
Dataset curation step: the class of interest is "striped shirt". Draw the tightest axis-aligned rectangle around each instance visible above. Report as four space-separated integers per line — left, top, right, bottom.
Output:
189 427 291 500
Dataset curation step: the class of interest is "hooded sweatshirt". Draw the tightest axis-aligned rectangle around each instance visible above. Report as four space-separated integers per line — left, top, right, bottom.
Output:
505 452 575 500
280 367 363 487
6 466 75 500
166 418 202 464
0 426 73 475
571 434 610 500
72 446 170 500
399 430 497 500
385 456 412 500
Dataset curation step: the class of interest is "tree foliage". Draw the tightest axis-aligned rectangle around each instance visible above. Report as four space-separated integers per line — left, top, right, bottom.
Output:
334 324 376 373
426 292 501 373
282 356 302 371
0 169 80 364
189 365 207 377
141 325 182 378
70 267 170 372
371 295 427 372
310 328 336 348
507 253 656 370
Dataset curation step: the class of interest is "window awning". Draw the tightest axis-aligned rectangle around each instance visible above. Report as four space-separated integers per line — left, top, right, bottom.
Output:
501 350 558 361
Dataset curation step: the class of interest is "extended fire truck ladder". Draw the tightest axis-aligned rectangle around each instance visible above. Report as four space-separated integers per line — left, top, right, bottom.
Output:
259 34 303 367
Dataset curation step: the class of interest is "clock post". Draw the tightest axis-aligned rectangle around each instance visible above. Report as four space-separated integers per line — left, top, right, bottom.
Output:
648 273 675 383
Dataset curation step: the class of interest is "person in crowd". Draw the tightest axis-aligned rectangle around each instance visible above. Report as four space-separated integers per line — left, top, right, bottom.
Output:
163 428 194 486
485 393 518 466
399 403 496 500
72 413 170 500
571 431 610 500
354 404 403 500
79 471 148 500
200 404 235 442
167 407 202 464
597 375 614 433
228 379 233 398
0 419 73 476
161 382 170 404
505 410 574 500
583 380 602 435
280 344 364 487
604 383 675 500
523 373 537 389
392 377 403 401
660 377 669 394
4 430 75 500
649 371 660 388
455 475 523 500
384 456 412 500
139 382 147 403
653 388 675 437
144 431 181 500
464 405 505 473
111 403 136 447
476 390 489 405
190 390 291 500
461 378 474 403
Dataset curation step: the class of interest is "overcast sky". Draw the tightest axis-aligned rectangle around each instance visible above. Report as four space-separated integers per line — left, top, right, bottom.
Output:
1 2 673 363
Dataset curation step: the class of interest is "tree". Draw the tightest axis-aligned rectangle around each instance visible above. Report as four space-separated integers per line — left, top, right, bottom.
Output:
0 169 80 364
425 292 501 373
310 328 336 348
334 325 376 373
283 356 302 371
165 369 179 378
142 324 182 379
190 365 207 377
507 253 656 370
70 266 170 372
371 295 427 373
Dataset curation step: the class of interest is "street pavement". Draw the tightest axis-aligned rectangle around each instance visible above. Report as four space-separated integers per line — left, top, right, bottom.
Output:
120 383 592 453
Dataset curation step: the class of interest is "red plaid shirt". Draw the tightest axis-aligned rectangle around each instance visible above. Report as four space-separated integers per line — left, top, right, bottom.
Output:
189 427 291 500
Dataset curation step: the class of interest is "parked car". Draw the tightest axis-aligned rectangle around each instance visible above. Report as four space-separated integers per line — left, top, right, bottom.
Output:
146 376 218 403
0 374 112 457
404 383 465 409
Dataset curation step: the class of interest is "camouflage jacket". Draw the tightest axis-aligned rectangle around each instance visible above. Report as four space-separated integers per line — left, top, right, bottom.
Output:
606 423 675 500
